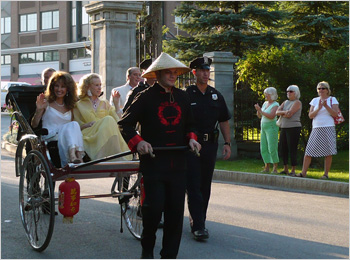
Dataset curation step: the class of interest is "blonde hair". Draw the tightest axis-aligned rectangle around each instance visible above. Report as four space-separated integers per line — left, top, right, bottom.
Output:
77 73 102 99
264 87 278 101
317 81 331 96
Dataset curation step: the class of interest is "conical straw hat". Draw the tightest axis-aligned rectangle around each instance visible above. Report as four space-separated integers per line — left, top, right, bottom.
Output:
142 52 191 79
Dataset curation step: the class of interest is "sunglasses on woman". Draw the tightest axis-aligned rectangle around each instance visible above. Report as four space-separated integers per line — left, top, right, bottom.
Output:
318 87 327 90
286 90 294 93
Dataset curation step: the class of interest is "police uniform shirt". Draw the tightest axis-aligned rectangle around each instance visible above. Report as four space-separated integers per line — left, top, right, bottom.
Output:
118 83 196 174
186 84 231 134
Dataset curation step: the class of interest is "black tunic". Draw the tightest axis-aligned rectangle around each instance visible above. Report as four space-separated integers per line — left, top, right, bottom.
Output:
123 81 150 112
118 83 196 174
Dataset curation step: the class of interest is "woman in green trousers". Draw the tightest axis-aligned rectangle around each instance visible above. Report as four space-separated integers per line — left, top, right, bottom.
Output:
254 87 279 173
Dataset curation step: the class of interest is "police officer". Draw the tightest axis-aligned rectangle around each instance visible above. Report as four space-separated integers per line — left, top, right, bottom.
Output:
118 52 201 259
186 56 232 241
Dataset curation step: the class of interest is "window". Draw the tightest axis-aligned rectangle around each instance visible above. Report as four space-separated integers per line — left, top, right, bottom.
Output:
1 17 11 34
72 7 89 26
19 51 59 63
28 53 36 62
20 13 37 32
1 55 11 65
82 6 89 25
41 10 59 30
72 8 76 26
70 48 91 59
36 52 44 62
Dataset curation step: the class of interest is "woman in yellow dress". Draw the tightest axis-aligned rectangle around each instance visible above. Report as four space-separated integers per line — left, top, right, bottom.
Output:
73 73 131 161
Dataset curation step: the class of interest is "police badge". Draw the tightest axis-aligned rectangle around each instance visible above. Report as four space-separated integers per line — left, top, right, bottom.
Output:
212 94 218 100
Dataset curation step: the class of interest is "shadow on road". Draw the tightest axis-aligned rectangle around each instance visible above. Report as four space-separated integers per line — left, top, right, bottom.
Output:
2 181 348 259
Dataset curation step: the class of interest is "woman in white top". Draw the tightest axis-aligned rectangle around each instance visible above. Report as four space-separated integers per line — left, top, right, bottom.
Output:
297 81 339 179
31 71 84 166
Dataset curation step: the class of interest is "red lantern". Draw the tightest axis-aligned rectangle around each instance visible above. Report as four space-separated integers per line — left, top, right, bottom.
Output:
59 177 80 223
140 177 145 206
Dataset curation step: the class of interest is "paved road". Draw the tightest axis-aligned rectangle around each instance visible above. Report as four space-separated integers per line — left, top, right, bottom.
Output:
1 146 348 259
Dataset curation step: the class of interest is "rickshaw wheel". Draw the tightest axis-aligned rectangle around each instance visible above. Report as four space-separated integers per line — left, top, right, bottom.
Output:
19 150 55 252
120 172 142 240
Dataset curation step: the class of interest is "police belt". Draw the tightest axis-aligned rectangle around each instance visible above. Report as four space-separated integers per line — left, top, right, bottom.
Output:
197 131 219 142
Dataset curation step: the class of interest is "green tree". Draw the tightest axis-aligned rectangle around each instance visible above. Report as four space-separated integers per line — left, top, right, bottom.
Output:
236 46 349 150
278 1 349 52
163 1 288 62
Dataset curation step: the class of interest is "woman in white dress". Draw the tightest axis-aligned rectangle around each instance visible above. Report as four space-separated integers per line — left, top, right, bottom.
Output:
31 71 84 166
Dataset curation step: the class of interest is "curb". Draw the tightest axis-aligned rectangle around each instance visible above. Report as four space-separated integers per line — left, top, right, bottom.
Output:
2 140 17 154
2 140 348 196
213 169 349 197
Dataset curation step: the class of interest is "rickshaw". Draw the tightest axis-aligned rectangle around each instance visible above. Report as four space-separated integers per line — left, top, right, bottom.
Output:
6 85 143 252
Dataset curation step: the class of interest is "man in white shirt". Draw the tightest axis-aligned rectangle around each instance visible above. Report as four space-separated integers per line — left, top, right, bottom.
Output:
110 67 142 117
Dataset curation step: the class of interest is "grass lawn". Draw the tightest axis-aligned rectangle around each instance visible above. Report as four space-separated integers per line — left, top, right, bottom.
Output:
215 150 349 183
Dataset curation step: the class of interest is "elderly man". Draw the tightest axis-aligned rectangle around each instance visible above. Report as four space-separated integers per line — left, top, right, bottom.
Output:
118 52 201 259
41 67 56 86
186 56 231 241
123 58 156 112
109 67 142 117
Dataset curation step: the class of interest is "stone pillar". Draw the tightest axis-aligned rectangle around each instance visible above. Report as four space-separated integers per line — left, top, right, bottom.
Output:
204 51 238 159
85 1 142 100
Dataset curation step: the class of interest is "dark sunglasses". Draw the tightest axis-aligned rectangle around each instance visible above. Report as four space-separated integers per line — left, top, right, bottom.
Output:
318 87 327 90
286 90 294 93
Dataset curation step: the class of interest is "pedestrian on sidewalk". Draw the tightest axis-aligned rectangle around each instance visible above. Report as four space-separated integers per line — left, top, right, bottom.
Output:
276 85 302 176
297 81 339 179
254 87 279 173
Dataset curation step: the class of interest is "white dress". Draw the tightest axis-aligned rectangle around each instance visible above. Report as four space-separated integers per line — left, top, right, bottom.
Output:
41 105 84 166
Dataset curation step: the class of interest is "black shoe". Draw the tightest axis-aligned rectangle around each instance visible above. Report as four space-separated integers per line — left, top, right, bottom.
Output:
157 220 164 229
193 229 209 241
141 250 154 259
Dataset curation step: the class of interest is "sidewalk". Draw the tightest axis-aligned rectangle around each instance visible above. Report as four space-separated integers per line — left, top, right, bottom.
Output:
2 139 348 197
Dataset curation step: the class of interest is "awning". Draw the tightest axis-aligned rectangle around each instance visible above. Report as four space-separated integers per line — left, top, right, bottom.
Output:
71 74 86 83
17 77 41 85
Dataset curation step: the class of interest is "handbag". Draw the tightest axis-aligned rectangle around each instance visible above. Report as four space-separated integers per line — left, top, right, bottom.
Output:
276 116 282 127
330 97 345 125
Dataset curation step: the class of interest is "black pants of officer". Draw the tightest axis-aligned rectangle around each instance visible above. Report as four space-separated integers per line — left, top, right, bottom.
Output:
186 141 218 232
279 127 301 166
141 171 186 259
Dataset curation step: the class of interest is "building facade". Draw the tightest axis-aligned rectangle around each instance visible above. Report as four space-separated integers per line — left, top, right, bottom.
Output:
1 1 183 85
1 1 92 84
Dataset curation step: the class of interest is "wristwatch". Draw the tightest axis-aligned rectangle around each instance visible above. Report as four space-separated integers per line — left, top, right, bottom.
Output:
224 142 231 147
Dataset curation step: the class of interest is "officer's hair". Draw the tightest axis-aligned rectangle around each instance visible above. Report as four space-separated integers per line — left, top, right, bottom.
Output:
264 87 278 101
126 67 140 81
287 85 301 99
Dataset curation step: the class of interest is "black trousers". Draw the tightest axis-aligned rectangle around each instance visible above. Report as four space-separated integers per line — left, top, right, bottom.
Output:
141 171 186 259
279 127 301 166
186 141 218 232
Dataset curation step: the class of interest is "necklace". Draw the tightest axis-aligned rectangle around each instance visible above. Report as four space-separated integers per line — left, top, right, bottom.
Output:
91 98 100 110
54 100 65 107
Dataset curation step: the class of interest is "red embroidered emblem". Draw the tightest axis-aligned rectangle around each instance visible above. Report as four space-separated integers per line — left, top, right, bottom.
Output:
158 101 182 126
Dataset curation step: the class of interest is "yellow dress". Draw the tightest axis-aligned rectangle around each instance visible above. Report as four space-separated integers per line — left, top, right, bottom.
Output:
73 96 132 161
